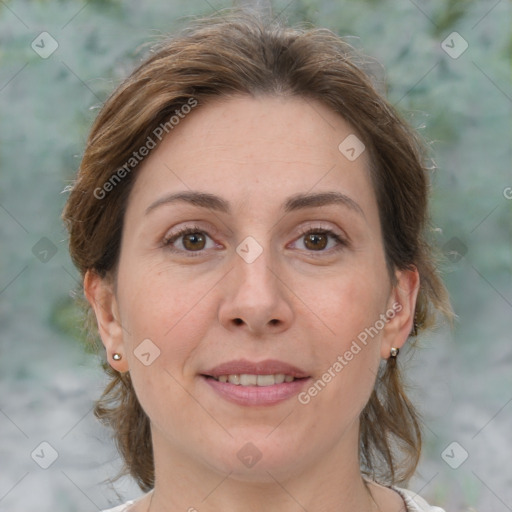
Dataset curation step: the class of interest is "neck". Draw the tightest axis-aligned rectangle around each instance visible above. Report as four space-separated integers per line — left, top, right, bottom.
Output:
147 425 379 512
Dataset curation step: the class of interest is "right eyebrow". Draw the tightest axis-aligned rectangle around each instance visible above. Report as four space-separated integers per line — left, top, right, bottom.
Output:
145 191 230 215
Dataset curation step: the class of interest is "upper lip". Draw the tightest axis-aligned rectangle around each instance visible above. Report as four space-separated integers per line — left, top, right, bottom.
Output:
202 359 310 378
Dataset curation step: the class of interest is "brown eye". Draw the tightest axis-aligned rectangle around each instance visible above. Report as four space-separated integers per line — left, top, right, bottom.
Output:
303 232 328 251
292 227 348 254
182 232 206 251
163 226 217 255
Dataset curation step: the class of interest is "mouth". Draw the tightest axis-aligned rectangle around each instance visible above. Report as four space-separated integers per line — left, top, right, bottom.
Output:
200 359 311 406
202 373 308 386
201 374 311 406
202 358 310 380
199 359 311 406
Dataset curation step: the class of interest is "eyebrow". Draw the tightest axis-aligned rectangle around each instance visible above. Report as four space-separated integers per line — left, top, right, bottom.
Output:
145 190 365 218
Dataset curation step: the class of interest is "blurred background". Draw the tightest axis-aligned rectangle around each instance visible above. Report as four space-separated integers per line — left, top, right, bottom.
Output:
0 0 510 511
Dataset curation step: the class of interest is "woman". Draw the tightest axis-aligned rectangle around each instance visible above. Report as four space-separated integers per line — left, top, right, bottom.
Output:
62 8 453 512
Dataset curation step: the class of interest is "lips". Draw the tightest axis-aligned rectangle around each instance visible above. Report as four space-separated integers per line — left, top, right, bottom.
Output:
200 359 311 406
202 358 310 379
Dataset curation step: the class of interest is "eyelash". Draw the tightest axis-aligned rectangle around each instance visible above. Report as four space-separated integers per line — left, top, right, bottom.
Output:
162 225 216 256
162 224 348 257
295 226 348 254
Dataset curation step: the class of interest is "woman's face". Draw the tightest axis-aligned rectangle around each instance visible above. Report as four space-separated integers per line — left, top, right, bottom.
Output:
87 95 418 481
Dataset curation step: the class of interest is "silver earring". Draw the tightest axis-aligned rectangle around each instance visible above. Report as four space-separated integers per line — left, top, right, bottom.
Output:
390 347 399 358
112 353 122 361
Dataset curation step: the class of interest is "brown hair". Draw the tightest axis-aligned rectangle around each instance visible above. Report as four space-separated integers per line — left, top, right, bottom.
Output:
62 8 452 492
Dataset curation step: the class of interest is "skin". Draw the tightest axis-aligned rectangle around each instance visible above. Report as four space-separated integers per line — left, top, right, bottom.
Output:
86 95 418 512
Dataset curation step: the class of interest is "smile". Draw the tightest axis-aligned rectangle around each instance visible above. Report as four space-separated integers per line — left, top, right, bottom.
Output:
202 374 311 406
210 373 300 386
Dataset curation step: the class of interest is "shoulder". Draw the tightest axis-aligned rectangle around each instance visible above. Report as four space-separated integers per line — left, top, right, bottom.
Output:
99 490 153 512
99 499 136 512
392 486 446 512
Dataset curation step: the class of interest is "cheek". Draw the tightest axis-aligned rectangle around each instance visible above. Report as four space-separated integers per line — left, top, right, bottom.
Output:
117 268 214 431
316 264 389 341
118 264 193 353
303 264 387 397
116 263 220 374
299 275 384 420
119 261 191 331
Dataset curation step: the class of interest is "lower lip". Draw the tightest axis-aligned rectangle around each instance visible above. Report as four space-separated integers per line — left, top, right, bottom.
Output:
202 376 311 406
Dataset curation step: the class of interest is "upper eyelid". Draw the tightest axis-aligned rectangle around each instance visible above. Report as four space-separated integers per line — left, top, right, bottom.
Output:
163 223 348 250
296 224 347 238
291 226 349 249
163 221 345 239
162 222 218 242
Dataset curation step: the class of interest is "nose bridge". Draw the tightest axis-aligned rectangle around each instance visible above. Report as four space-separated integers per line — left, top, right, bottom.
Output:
233 234 279 300
218 232 293 333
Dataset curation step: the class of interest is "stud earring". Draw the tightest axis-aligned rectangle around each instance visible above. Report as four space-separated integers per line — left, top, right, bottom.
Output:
389 347 399 358
112 353 122 361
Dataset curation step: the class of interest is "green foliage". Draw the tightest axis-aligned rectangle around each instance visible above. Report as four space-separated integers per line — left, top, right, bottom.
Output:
49 295 93 353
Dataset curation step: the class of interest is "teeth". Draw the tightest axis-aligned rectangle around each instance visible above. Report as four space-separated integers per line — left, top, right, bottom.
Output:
240 374 257 386
256 374 274 386
228 374 240 385
214 373 295 386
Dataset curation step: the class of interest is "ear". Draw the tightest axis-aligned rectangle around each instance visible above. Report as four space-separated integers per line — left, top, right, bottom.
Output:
84 270 129 372
380 267 420 360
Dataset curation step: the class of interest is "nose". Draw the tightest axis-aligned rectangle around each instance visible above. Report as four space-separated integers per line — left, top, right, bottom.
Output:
217 240 294 336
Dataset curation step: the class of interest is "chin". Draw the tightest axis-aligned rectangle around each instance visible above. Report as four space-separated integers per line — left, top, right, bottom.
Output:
202 437 308 482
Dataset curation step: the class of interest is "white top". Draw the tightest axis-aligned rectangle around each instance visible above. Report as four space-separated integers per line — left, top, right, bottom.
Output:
100 486 446 511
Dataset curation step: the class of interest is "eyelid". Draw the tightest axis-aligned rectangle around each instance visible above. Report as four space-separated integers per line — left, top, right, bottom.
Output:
161 221 349 255
290 224 349 253
295 222 348 241
161 225 217 254
162 222 219 243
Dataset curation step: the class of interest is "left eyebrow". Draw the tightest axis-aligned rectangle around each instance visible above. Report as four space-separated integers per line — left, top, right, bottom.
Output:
283 191 365 218
145 190 365 218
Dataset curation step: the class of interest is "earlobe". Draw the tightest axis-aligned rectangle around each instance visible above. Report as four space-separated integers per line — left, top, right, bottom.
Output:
380 267 420 360
83 270 129 372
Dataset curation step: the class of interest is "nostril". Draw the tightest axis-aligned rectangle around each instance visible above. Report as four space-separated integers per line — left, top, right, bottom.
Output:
233 318 244 325
269 319 279 326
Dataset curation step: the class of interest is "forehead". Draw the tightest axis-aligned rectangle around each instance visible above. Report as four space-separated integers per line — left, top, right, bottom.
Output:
127 94 377 221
